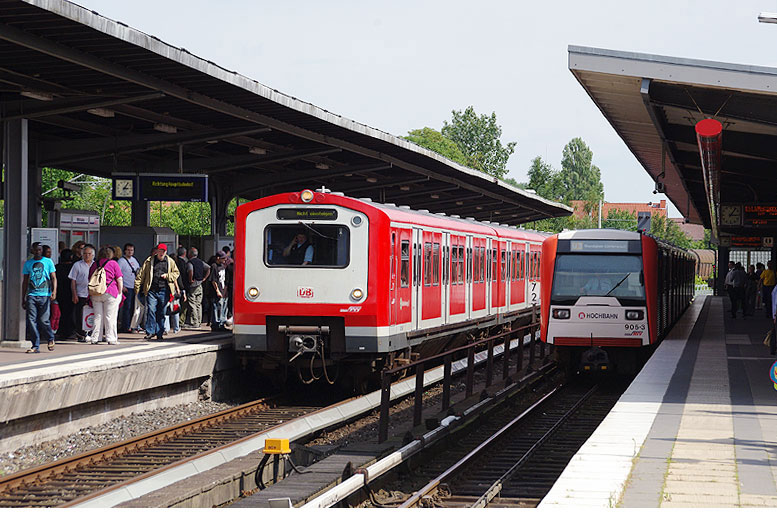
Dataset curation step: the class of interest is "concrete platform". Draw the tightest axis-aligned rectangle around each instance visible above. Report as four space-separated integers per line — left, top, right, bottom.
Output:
0 327 235 453
540 294 777 508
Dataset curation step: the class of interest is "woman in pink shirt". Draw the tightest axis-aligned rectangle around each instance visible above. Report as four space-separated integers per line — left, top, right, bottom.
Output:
89 246 124 345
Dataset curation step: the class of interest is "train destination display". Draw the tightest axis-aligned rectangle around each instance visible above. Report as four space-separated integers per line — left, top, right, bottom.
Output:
111 173 208 202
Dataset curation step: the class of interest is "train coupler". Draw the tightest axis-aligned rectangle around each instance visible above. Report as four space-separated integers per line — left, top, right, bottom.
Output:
579 346 611 373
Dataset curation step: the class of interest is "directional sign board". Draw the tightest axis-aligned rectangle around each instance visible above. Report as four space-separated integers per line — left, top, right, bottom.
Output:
111 173 208 202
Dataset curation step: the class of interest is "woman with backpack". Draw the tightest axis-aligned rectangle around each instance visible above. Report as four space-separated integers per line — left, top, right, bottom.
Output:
88 246 124 345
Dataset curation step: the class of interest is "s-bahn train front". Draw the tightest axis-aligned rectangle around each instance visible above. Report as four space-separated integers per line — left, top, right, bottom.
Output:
233 189 380 386
540 229 657 373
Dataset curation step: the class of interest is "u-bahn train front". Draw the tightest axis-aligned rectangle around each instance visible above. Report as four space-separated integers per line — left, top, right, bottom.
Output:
540 229 657 374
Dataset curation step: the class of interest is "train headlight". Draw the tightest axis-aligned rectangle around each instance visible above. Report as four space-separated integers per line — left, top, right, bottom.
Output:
351 215 363 227
300 189 314 203
552 308 570 319
350 288 364 301
246 287 260 300
625 310 644 320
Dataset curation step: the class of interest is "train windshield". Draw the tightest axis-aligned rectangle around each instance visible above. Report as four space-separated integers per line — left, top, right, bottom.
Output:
551 254 645 302
264 224 350 268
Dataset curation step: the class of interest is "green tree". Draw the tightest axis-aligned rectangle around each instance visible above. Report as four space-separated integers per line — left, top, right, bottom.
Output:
649 215 692 248
603 208 637 231
404 127 469 167
441 106 517 179
558 138 604 204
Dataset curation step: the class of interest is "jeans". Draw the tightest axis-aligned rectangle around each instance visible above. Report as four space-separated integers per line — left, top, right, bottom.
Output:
144 289 169 338
120 287 135 331
211 296 228 330
26 295 54 348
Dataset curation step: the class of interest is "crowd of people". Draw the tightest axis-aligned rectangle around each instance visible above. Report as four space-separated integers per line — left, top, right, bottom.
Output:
23 239 235 353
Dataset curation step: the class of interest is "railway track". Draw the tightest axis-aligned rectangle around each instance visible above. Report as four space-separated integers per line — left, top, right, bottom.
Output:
0 397 319 508
377 378 626 508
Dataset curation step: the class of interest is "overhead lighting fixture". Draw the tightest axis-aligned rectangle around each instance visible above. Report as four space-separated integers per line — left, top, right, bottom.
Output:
153 122 177 134
430 194 440 199
20 90 54 101
315 163 330 170
206 140 219 144
476 206 483 210
399 185 410 191
456 201 464 206
87 108 115 118
759 11 777 23
366 177 378 183
248 146 267 155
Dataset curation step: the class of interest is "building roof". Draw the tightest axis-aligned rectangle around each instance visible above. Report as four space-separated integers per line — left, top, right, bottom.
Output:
0 0 572 225
569 45 777 234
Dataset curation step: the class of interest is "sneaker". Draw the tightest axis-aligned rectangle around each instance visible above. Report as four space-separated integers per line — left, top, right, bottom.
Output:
143 334 154 340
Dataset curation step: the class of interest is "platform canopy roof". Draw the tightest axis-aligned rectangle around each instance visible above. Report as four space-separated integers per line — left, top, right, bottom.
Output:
570 45 777 236
0 0 571 224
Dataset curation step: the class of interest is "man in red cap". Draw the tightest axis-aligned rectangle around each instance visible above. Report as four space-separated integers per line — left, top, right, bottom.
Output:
134 243 180 340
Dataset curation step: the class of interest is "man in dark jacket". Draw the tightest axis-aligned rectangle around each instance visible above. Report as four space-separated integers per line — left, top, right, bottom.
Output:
184 247 210 329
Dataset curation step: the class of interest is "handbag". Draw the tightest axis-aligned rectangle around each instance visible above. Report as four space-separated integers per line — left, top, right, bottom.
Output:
165 291 181 316
130 292 145 330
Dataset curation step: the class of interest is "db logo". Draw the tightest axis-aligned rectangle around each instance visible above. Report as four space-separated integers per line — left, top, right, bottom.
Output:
578 312 586 319
297 287 314 298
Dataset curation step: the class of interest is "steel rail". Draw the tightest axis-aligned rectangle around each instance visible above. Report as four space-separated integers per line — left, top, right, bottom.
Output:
399 384 563 508
0 397 276 497
470 385 599 508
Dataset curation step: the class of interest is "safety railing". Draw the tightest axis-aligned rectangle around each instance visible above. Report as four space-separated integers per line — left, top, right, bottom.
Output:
378 307 544 443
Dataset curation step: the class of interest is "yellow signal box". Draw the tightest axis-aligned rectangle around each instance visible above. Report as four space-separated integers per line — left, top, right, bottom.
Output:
263 438 291 455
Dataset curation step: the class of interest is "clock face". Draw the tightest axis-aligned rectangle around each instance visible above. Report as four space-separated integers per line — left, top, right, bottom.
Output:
720 205 741 226
114 179 134 199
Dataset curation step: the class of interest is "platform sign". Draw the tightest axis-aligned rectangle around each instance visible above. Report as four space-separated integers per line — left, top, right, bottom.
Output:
743 204 777 227
729 235 763 248
112 172 208 202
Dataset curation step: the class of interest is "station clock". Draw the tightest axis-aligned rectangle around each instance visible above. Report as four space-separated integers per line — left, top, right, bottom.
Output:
113 178 134 200
720 205 741 226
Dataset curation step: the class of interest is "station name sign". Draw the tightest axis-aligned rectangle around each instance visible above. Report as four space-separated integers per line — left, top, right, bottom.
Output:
111 172 208 202
276 208 338 220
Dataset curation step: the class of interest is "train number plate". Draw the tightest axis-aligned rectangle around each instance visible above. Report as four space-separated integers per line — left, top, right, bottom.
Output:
297 287 314 298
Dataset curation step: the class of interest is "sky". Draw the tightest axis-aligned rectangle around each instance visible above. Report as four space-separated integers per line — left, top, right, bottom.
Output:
73 0 777 218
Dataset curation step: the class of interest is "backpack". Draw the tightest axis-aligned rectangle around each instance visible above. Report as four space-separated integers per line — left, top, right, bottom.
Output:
88 265 108 297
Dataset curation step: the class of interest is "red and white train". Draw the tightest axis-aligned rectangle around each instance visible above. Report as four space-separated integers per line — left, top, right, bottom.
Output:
233 188 546 385
540 229 695 373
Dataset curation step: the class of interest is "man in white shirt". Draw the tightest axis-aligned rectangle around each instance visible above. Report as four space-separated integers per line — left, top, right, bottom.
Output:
68 244 95 342
118 243 140 333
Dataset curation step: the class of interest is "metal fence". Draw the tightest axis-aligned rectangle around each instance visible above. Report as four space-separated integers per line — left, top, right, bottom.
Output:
378 308 543 443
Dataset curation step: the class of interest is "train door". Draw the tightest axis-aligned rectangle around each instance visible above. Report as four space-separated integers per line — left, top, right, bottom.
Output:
466 235 473 320
390 231 397 326
529 245 540 306
396 229 412 327
486 238 493 315
449 234 465 320
412 227 423 330
442 232 450 324
472 237 485 314
421 231 442 323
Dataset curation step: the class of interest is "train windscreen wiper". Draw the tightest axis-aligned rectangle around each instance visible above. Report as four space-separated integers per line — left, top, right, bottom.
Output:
604 273 631 296
298 221 338 240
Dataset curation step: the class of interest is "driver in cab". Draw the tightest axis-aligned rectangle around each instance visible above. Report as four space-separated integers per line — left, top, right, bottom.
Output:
283 232 314 265
581 276 613 295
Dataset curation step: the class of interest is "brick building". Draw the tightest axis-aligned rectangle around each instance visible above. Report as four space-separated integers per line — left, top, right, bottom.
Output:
570 200 667 220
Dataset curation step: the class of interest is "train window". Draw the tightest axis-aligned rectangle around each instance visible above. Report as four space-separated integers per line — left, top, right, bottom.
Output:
501 250 507 281
467 246 472 283
433 243 440 286
550 254 645 302
443 245 448 286
424 243 432 287
400 241 410 288
458 246 464 284
391 234 395 291
264 224 349 268
492 249 498 283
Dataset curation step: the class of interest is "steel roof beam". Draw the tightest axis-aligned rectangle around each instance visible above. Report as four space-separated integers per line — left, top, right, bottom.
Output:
192 148 342 174
230 163 393 196
40 126 271 165
1 92 165 121
343 176 430 195
384 185 460 201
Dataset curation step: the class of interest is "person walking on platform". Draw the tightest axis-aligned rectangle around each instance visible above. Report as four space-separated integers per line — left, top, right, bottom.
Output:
23 242 57 353
135 243 180 341
89 246 123 345
118 243 140 333
172 246 188 333
726 262 747 318
55 249 75 340
761 261 777 318
68 244 95 342
746 264 759 316
209 251 228 331
184 247 209 329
